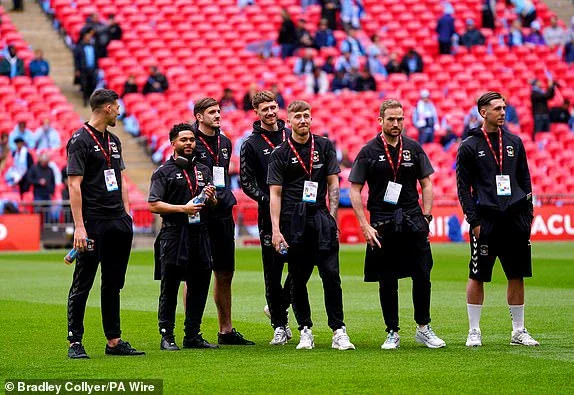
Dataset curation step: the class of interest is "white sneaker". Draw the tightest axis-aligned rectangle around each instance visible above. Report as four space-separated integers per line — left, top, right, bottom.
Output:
511 328 540 346
415 325 446 349
269 327 288 345
381 331 400 349
285 324 293 341
296 327 314 349
466 328 482 347
332 326 356 350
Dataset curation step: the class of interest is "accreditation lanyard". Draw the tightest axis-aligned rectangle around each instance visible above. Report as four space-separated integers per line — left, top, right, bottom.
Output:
287 135 315 179
481 127 503 174
182 166 199 197
84 126 112 168
380 134 403 182
261 130 287 149
197 135 220 166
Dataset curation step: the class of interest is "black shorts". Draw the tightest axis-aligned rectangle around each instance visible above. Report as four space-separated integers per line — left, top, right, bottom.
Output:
468 211 532 282
208 213 235 272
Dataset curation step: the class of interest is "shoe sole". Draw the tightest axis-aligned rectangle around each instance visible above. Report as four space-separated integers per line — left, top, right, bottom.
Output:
381 344 399 349
415 337 446 349
510 342 539 346
332 344 356 350
466 343 482 347
296 343 314 349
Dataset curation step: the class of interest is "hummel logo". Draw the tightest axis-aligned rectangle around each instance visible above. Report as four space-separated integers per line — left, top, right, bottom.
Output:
263 149 271 155
478 151 486 157
379 155 386 162
94 145 100 152
291 157 299 164
176 173 183 179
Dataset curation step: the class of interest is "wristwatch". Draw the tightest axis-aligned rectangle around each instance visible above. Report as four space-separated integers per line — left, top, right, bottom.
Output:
424 214 433 222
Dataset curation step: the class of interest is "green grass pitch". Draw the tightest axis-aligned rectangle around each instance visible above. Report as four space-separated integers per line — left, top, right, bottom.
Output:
1 243 573 393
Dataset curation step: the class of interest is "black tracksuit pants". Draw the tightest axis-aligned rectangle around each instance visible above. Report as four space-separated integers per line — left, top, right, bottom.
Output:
67 215 133 342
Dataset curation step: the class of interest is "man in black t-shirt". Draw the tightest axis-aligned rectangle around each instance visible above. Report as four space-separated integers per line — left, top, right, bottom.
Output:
268 100 355 351
240 91 293 345
66 89 144 359
148 123 218 350
349 99 446 350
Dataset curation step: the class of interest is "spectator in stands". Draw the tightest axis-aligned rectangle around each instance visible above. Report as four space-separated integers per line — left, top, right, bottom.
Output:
243 83 258 111
106 14 123 42
278 9 298 58
319 0 340 31
0 45 25 78
27 151 56 203
549 99 571 124
461 19 486 49
481 0 496 29
440 125 458 150
505 99 520 125
340 0 364 30
33 118 61 150
530 77 555 137
296 18 314 49
463 104 482 139
12 0 24 11
506 20 524 47
331 70 350 92
525 20 545 46
122 112 140 137
340 27 365 57
322 55 336 74
29 49 50 78
314 19 336 49
0 132 9 170
386 52 402 74
219 88 238 112
413 89 439 144
543 16 566 49
142 65 169 95
565 36 574 64
436 3 456 54
9 120 34 153
366 34 388 75
354 67 376 92
270 84 285 109
80 13 108 59
121 74 138 97
306 66 329 94
74 29 99 106
399 48 423 75
510 0 536 28
335 50 359 74
4 137 33 197
293 48 316 75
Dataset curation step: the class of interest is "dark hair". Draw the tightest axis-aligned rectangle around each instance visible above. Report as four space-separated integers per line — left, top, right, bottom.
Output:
89 89 119 111
169 123 195 141
379 99 402 117
252 90 276 110
193 97 219 117
287 100 311 114
477 91 505 111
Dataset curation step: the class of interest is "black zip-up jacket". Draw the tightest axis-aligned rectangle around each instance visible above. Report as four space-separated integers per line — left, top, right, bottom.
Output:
240 119 290 205
456 127 532 228
192 122 237 216
531 85 555 116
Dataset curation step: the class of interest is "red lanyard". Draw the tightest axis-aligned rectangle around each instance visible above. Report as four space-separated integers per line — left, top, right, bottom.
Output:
197 135 220 166
287 135 315 178
380 134 402 182
261 130 286 149
182 165 198 196
84 125 112 168
481 127 503 174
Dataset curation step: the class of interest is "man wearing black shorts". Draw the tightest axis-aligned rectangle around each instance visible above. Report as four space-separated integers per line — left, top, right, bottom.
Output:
349 99 446 350
149 123 218 350
191 97 254 345
457 91 539 347
268 100 355 351
66 89 144 358
240 90 293 345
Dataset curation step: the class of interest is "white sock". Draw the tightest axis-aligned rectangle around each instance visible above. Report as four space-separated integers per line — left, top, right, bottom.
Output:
467 304 482 330
509 304 525 332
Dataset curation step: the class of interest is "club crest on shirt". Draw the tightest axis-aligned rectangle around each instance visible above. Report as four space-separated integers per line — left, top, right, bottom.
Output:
312 150 320 163
478 150 486 157
379 155 386 162
110 142 119 153
175 173 183 179
197 172 204 181
506 145 514 157
402 150 411 162
221 148 229 160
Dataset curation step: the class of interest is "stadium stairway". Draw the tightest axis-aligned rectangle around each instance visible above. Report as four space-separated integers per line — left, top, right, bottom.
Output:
8 0 156 196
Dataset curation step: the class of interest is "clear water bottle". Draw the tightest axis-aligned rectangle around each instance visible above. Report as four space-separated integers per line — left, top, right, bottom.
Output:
188 186 209 224
278 242 288 255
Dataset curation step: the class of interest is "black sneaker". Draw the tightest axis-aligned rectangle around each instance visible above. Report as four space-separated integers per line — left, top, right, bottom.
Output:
160 335 180 351
68 342 89 359
218 328 255 345
182 333 219 349
105 339 145 356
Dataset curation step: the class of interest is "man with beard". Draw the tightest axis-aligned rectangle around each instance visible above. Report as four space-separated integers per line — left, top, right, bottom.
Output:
268 100 355 351
190 98 255 345
149 123 218 350
240 91 293 345
349 99 445 350
66 89 144 358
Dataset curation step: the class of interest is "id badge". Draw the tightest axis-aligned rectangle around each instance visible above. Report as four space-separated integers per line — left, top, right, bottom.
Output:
104 169 118 192
302 181 318 203
213 166 225 188
496 175 511 196
384 181 402 204
188 213 201 224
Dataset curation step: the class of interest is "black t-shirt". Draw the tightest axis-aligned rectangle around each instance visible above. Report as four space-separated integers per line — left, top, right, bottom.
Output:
267 134 340 215
66 123 126 220
148 157 213 225
349 134 434 221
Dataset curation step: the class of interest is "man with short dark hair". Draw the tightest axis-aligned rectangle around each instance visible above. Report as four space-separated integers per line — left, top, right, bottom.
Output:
73 29 99 106
349 99 445 350
268 100 355 351
66 89 144 358
191 97 254 346
149 123 218 350
457 91 539 347
240 91 293 345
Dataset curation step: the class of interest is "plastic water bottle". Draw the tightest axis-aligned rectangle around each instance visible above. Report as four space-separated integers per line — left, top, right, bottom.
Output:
278 242 288 255
188 186 209 224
